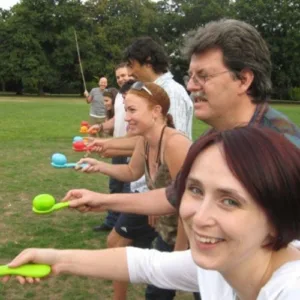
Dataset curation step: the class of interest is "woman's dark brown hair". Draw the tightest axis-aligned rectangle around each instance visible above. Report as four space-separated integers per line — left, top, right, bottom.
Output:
103 88 118 120
176 126 300 250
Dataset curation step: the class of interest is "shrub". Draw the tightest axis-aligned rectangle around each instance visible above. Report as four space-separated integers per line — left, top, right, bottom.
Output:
288 87 300 101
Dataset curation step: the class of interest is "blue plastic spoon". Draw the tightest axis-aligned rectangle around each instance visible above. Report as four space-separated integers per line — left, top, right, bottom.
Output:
51 162 88 168
51 153 88 169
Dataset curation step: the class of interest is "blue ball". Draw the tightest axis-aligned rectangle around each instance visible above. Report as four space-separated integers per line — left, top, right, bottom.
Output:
52 153 67 166
73 136 83 143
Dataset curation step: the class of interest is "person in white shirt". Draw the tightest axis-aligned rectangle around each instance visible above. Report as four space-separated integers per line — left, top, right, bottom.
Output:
4 127 300 300
124 37 193 139
89 64 132 234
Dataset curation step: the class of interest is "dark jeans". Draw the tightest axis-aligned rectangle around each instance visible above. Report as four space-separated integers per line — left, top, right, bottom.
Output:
104 156 130 228
145 235 176 300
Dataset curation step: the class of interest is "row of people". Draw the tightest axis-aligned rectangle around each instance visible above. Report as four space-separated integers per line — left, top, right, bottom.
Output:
4 126 300 299
70 18 300 299
3 19 300 300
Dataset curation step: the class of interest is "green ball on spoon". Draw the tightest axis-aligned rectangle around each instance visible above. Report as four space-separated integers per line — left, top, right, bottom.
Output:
32 194 69 214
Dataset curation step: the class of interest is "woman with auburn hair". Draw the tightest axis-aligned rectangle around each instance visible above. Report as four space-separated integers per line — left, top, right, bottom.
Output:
78 82 192 299
4 127 300 299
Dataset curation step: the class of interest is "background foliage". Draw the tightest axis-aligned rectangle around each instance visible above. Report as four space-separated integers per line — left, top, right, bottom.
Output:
0 0 299 99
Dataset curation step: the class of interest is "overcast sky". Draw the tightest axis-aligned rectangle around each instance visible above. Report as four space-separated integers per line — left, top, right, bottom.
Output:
0 0 159 10
1 0 19 10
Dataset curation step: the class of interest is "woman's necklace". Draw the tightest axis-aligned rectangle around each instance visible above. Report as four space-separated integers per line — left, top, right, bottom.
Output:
147 125 167 180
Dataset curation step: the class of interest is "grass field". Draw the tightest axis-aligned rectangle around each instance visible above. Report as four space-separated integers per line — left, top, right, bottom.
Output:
0 96 299 299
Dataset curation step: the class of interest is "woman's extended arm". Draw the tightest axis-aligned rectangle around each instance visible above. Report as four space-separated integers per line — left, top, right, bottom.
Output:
3 247 198 292
2 248 129 284
77 137 145 182
127 248 198 292
62 187 175 215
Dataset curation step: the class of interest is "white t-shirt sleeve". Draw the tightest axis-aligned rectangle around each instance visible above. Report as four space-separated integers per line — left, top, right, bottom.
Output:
290 240 300 249
127 247 198 292
276 286 300 300
165 85 193 139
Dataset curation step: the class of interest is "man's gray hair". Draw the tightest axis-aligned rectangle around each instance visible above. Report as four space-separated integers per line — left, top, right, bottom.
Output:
183 19 272 103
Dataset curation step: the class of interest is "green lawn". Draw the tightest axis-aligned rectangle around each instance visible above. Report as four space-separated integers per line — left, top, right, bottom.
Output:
0 97 299 299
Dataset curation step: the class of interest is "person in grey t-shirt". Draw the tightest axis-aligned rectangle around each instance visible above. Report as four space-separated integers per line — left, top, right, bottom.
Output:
84 77 108 136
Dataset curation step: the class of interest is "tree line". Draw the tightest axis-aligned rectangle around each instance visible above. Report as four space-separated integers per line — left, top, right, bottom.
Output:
0 0 299 100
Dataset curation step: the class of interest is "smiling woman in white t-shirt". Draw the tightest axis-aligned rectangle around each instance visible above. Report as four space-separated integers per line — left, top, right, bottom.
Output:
3 127 300 300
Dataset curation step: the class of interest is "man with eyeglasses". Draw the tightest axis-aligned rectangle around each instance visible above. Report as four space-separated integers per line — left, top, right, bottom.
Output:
66 19 300 299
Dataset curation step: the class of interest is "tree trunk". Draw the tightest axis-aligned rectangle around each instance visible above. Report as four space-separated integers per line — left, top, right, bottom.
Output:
1 80 5 92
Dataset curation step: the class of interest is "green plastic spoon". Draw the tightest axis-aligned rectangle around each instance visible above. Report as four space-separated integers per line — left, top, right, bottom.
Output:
32 194 69 214
0 264 51 278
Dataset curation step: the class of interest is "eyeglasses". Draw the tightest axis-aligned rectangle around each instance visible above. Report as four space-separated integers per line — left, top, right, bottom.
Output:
131 81 153 96
187 70 231 86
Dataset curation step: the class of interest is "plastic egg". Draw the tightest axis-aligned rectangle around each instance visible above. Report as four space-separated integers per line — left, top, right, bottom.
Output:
32 194 56 211
73 136 83 143
80 126 88 133
51 153 67 166
73 141 86 151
